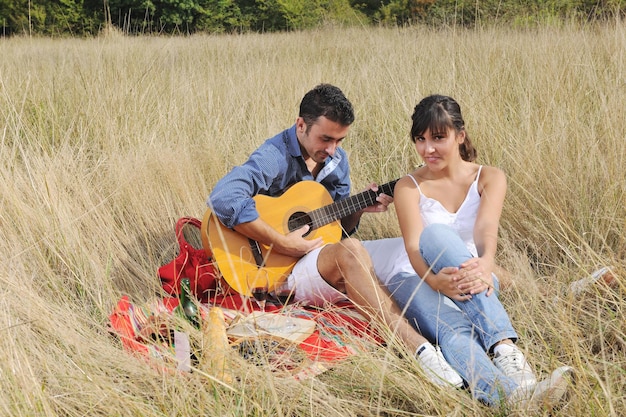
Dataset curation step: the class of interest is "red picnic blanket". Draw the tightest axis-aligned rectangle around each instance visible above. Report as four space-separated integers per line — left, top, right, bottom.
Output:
109 293 382 380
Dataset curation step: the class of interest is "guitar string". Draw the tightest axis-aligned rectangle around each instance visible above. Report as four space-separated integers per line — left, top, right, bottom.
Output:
286 181 396 231
289 190 378 230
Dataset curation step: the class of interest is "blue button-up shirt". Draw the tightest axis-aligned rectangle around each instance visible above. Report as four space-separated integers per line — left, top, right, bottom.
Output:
208 124 352 229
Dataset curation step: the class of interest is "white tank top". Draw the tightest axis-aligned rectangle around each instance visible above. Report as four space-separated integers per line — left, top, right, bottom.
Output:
406 166 483 257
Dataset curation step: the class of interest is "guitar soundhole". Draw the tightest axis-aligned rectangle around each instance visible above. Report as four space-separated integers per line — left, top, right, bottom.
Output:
288 211 313 237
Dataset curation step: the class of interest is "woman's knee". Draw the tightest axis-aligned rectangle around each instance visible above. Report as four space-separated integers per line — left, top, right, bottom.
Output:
419 224 471 269
420 224 456 248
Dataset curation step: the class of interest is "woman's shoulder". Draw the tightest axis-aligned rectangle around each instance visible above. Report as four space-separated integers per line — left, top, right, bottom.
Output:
397 166 426 187
477 165 507 191
395 176 415 191
478 164 506 179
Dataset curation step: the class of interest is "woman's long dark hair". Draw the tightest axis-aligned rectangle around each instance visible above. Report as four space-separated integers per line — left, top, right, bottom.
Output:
410 95 477 162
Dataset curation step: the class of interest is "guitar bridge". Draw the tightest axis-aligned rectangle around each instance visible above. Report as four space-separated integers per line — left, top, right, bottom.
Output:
248 238 265 267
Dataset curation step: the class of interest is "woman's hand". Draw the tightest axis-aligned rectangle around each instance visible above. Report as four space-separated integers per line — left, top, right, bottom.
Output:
455 258 495 296
425 266 474 301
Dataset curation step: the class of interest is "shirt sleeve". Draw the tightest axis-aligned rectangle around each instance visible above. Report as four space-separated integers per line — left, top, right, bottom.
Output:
208 144 284 229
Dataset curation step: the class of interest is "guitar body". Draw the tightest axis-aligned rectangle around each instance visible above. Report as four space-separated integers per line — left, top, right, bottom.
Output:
201 181 342 296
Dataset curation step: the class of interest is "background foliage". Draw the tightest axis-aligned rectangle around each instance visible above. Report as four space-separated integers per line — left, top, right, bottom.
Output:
0 0 625 36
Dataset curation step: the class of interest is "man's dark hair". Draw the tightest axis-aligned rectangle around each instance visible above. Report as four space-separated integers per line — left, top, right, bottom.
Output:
299 84 354 131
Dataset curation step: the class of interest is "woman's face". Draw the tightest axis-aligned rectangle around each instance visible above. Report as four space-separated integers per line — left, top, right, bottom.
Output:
414 126 464 169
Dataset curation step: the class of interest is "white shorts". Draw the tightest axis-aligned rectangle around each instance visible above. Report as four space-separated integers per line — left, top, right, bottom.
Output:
362 237 413 285
287 238 414 306
288 245 347 307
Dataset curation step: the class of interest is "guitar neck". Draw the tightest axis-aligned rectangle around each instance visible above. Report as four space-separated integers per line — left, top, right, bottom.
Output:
308 179 398 230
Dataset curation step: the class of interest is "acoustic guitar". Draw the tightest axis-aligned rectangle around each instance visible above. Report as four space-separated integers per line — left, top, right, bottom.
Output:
201 179 398 296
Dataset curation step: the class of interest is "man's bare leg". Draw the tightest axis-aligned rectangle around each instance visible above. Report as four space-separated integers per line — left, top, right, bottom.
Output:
317 238 428 352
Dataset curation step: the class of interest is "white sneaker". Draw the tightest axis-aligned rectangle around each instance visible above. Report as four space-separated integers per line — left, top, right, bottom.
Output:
415 343 464 388
509 366 574 410
493 343 537 389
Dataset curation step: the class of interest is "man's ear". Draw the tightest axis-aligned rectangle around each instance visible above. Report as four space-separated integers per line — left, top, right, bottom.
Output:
295 117 306 133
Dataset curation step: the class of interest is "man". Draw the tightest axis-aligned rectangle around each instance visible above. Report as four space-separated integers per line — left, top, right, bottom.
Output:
208 84 462 387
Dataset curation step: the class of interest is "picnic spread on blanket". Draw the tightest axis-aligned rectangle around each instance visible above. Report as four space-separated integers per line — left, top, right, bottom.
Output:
108 216 382 381
109 294 380 381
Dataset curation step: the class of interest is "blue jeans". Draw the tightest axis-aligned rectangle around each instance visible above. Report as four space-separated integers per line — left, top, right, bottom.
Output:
386 224 519 406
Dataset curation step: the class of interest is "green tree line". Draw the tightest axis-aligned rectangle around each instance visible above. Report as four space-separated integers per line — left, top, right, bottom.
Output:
0 0 624 36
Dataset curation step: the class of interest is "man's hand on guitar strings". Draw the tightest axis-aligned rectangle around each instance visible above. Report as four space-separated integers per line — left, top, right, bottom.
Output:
361 183 393 213
276 224 324 257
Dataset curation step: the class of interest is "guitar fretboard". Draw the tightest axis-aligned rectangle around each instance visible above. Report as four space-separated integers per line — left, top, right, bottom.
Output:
306 179 398 230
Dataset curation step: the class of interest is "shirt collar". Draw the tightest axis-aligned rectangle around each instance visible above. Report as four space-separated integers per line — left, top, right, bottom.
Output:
285 124 302 157
317 150 342 182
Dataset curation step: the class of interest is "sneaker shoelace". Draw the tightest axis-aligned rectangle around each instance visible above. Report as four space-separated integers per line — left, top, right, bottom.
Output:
497 348 525 375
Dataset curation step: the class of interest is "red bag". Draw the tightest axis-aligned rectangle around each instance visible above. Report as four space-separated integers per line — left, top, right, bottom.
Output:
158 217 219 303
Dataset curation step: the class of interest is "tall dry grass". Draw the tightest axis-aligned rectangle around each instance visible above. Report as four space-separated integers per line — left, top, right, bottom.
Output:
0 23 624 416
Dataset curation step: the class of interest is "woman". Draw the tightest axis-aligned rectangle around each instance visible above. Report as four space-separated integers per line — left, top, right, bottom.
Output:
386 94 573 409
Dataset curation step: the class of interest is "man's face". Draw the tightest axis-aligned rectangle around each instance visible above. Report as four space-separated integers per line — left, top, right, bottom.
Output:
296 116 350 164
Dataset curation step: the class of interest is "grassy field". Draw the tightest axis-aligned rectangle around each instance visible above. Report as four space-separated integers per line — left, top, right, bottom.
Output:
1 22 624 416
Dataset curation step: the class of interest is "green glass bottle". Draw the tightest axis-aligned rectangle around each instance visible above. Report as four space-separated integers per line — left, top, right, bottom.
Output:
178 278 199 327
